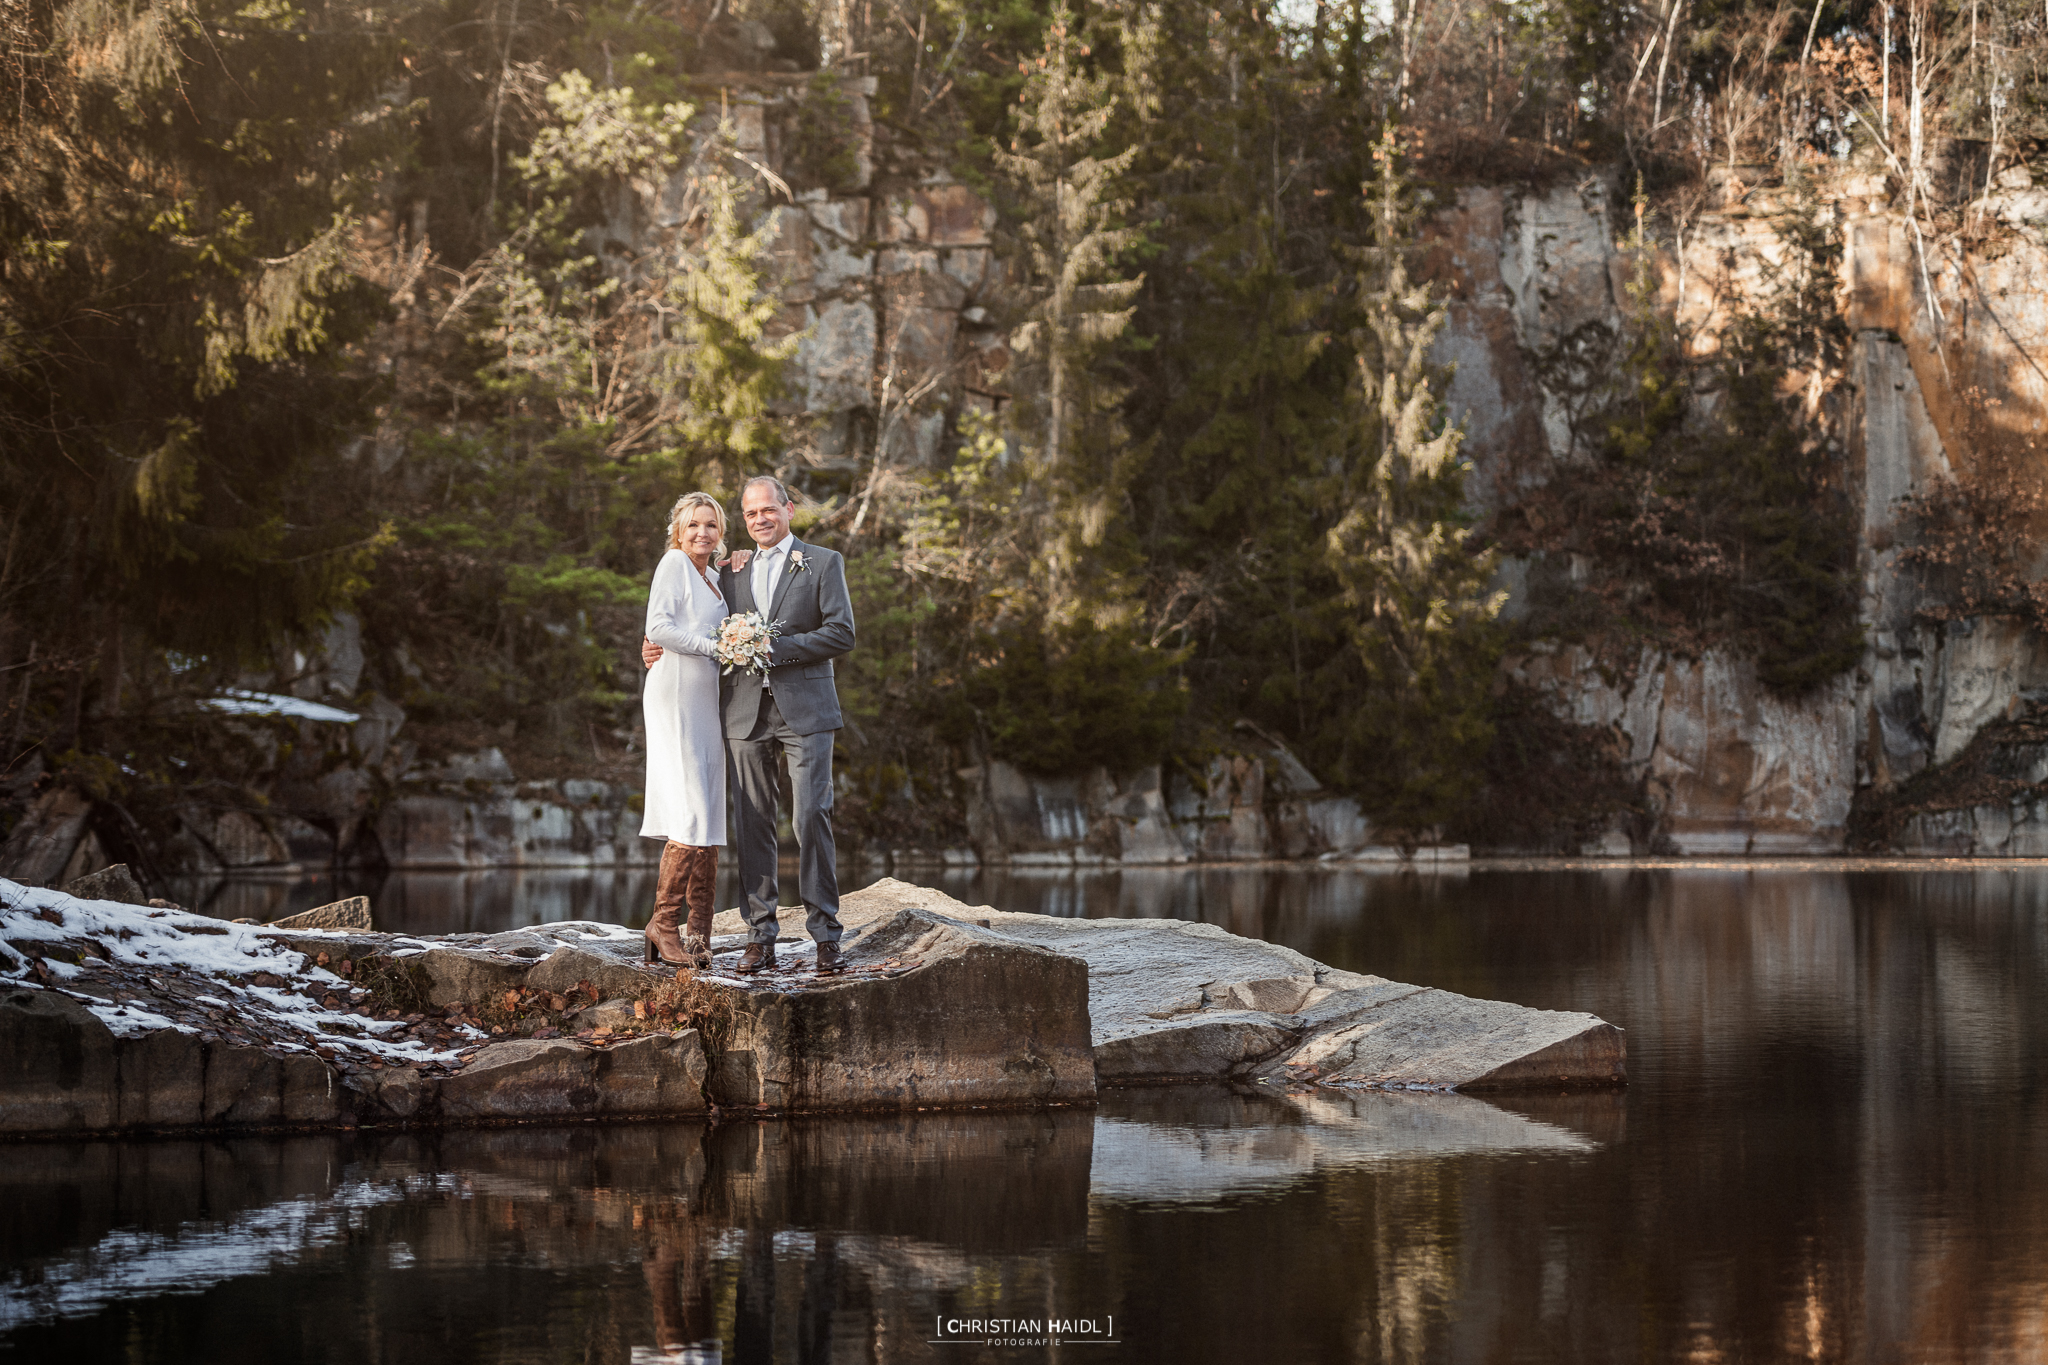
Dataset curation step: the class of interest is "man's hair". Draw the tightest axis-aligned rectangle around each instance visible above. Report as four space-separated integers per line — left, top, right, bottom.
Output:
741 474 793 507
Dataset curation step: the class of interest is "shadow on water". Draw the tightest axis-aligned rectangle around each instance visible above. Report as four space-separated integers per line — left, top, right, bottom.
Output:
42 865 2048 1362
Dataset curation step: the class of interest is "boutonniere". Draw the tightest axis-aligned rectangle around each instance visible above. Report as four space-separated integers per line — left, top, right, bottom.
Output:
788 549 809 573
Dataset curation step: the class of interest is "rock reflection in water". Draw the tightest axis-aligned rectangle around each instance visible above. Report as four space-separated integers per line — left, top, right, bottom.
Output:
13 867 2048 1363
0 1109 1099 1363
1089 1087 1608 1206
0 1086 1604 1363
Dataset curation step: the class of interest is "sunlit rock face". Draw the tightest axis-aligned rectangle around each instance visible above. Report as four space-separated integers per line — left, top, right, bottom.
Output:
1424 166 2048 854
820 880 1625 1093
703 907 1098 1111
1505 644 1858 854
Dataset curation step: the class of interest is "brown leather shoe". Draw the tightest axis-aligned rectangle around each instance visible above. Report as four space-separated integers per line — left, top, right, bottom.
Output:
814 941 845 975
737 942 776 974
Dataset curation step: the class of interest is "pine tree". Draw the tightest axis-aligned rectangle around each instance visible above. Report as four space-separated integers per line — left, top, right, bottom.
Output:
1119 0 1352 742
0 0 401 752
1322 129 1505 829
377 78 802 737
995 1 1146 624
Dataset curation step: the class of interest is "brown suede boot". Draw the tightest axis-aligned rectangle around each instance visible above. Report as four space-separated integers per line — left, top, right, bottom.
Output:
644 841 690 966
680 846 717 967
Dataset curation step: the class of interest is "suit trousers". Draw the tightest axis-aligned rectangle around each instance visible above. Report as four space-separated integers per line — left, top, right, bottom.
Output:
729 691 841 943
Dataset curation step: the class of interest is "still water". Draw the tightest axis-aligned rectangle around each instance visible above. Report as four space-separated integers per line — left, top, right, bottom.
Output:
5 865 2045 1363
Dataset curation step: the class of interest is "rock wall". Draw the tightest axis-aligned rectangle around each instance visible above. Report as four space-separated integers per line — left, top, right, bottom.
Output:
617 75 1008 475
17 122 2045 874
952 723 1464 867
1423 158 2048 856
956 164 2048 863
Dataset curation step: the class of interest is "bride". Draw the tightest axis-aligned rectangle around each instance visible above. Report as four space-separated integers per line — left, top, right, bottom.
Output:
640 491 729 968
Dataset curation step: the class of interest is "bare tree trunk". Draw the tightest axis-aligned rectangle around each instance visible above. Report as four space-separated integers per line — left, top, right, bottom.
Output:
488 0 521 212
1882 2 1892 140
1397 0 1419 110
1651 0 1685 130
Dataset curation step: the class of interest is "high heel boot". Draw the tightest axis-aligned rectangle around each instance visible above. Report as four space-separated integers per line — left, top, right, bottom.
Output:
680 846 717 967
644 841 691 966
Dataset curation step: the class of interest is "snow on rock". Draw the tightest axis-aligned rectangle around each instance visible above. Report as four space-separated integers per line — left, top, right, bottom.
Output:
0 877 468 1065
200 690 361 723
0 879 724 1136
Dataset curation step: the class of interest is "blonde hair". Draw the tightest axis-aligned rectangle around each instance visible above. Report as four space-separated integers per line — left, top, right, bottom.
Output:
667 491 727 550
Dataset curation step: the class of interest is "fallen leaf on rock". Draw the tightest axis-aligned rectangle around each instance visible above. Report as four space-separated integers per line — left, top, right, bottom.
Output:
35 908 62 926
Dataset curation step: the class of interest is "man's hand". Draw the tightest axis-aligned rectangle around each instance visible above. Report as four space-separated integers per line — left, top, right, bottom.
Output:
641 636 662 669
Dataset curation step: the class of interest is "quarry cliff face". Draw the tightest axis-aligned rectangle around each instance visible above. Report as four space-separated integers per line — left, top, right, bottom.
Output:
1429 164 2048 854
31 95 2036 876
670 109 2048 859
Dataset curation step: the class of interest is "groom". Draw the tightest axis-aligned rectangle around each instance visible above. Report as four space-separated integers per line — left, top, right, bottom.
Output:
712 476 855 974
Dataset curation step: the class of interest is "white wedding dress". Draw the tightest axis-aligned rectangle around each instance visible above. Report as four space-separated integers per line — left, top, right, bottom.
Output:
640 549 728 845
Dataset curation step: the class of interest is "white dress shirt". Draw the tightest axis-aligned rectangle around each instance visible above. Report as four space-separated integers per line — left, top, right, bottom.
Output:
750 537 789 687
751 537 789 616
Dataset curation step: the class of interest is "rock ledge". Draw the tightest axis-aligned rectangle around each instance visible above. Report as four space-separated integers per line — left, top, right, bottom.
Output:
1 875 1621 1138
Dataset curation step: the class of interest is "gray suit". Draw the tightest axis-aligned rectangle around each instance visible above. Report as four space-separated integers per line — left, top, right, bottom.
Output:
721 536 855 944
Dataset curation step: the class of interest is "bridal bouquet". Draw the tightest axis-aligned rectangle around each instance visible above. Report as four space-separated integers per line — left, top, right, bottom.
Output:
714 611 780 678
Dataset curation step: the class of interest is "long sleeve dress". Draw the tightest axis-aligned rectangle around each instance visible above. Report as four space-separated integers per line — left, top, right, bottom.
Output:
640 549 729 846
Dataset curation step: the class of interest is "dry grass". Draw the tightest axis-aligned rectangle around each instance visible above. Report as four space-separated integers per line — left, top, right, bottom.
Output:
641 970 741 1051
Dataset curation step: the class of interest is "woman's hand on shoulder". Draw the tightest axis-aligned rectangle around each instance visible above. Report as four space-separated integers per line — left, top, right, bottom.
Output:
721 549 753 572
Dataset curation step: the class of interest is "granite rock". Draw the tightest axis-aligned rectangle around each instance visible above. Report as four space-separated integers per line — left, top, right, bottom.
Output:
526 944 664 1000
0 788 92 886
706 906 1096 1112
270 896 373 931
411 946 533 1007
810 880 1626 1092
64 864 149 907
437 1032 707 1120
0 985 345 1134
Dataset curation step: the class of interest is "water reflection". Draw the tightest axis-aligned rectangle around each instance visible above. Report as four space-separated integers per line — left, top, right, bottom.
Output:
0 1086 1614 1364
25 866 2048 1363
1087 1088 1606 1205
167 866 666 932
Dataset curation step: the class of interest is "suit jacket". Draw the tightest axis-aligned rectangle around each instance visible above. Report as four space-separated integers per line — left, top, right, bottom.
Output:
719 536 856 737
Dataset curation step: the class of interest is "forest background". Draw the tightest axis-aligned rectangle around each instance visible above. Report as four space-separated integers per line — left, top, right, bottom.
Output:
4 0 2044 864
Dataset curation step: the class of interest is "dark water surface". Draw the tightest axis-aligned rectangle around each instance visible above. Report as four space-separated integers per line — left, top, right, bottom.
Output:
8 866 2046 1363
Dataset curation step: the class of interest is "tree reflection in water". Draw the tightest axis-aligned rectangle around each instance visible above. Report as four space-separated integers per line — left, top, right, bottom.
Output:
2 867 2045 1363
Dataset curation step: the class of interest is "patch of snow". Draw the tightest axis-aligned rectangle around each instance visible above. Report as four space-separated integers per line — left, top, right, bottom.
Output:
200 690 360 723
0 880 483 1063
86 1000 184 1037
